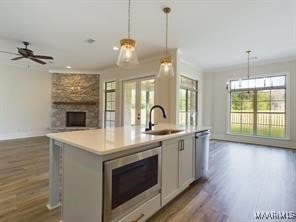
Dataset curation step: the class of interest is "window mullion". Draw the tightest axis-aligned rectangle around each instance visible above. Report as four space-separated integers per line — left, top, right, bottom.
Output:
196 90 198 126
104 83 107 128
186 89 188 126
269 90 272 136
254 90 257 136
240 94 242 134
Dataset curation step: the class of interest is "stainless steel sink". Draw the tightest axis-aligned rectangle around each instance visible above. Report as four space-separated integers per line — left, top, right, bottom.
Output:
143 129 184 136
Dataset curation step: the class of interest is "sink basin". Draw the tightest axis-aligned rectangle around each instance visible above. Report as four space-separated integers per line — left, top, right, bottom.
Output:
143 129 184 136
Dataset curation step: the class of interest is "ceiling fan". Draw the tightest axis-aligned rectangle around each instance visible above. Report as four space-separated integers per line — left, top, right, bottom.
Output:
0 41 54 65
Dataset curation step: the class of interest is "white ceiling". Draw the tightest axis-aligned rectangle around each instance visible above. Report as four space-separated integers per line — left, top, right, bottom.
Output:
0 0 295 72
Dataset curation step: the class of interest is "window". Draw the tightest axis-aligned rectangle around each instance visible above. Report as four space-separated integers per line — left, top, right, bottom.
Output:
104 81 116 128
179 76 198 126
230 75 286 138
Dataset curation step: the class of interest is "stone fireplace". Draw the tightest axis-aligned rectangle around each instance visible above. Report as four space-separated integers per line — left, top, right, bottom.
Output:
51 73 100 129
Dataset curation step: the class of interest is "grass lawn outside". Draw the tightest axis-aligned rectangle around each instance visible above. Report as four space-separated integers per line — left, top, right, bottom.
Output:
231 124 285 138
230 112 285 138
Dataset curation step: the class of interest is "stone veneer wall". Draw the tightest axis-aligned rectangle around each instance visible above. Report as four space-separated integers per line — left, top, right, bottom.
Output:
51 73 100 128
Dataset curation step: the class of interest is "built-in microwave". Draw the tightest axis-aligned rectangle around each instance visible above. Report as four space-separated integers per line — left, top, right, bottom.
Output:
103 147 161 222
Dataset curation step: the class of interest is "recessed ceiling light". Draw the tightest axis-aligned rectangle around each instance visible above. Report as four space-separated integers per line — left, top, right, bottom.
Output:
85 38 96 44
113 46 119 51
66 66 71 69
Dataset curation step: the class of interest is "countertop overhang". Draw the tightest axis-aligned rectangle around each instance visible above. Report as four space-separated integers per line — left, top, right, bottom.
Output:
47 124 211 156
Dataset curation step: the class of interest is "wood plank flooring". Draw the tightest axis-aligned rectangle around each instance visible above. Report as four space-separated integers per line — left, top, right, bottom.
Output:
149 140 296 222
0 138 295 222
0 137 60 222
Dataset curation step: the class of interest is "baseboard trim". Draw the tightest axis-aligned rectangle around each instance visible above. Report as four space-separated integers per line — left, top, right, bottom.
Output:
46 203 61 210
0 130 49 141
211 133 296 150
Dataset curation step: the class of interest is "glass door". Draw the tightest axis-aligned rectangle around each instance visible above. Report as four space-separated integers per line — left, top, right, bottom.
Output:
123 81 137 126
123 78 155 126
140 79 155 126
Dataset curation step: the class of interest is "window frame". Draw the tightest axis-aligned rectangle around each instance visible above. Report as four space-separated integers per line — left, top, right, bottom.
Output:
179 76 198 126
228 75 287 139
104 81 116 128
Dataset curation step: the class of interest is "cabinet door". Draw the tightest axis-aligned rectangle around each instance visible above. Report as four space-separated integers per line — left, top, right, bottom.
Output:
161 139 180 206
179 135 195 191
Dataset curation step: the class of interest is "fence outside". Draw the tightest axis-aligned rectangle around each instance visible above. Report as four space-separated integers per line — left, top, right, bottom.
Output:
231 112 285 137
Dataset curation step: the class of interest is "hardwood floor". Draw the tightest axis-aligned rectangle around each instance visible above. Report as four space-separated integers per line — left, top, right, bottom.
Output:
149 140 296 222
0 138 295 222
0 137 60 222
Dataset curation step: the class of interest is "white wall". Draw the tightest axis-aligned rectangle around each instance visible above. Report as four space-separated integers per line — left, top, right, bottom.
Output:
203 59 296 149
99 50 203 128
0 64 51 140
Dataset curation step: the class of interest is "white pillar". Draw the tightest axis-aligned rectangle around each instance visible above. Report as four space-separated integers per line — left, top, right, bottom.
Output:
47 138 61 210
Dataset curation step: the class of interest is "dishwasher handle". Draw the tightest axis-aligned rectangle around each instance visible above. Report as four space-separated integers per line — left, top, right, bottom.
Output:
195 131 210 139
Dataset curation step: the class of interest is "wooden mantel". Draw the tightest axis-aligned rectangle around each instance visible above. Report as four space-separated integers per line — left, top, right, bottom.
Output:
52 101 97 105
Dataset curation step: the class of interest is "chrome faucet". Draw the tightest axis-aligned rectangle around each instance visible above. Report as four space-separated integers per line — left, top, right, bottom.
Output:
145 105 167 131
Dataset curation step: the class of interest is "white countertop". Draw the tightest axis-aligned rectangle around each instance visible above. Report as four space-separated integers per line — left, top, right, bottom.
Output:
47 124 210 156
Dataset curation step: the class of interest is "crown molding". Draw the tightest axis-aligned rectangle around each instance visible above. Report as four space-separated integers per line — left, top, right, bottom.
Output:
204 56 296 73
97 49 178 73
177 49 204 72
0 61 48 72
48 69 100 74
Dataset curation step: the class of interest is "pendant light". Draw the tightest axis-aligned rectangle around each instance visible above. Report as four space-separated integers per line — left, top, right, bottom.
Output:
226 50 255 93
246 50 251 93
117 0 138 67
158 7 174 77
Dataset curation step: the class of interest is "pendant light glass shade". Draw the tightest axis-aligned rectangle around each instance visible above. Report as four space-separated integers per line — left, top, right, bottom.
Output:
158 7 174 77
117 38 138 67
117 0 138 68
158 56 174 77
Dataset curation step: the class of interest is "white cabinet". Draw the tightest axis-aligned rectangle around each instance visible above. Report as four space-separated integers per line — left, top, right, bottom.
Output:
118 194 161 222
161 138 180 205
179 135 195 191
161 134 195 206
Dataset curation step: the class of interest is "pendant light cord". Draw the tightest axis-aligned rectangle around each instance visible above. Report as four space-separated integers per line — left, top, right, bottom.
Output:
166 12 168 57
128 0 131 38
247 50 251 93
247 51 250 79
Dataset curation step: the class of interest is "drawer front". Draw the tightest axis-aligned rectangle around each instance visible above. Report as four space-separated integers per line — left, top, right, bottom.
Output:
118 194 161 222
162 134 194 146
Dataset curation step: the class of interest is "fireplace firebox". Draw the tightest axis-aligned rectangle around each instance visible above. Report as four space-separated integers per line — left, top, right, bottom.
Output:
66 112 86 127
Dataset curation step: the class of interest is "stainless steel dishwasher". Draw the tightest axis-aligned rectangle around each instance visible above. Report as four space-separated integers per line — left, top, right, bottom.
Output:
195 130 210 180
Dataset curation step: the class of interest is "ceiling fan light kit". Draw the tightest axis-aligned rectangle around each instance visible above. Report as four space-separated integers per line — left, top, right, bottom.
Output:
117 0 138 68
158 7 174 77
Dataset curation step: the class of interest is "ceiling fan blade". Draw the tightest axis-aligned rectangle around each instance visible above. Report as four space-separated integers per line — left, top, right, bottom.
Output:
11 56 24 61
0 50 20 55
32 55 54 60
30 57 46 65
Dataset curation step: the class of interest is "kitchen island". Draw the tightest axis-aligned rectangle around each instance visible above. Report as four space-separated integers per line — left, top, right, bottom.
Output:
47 124 210 222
